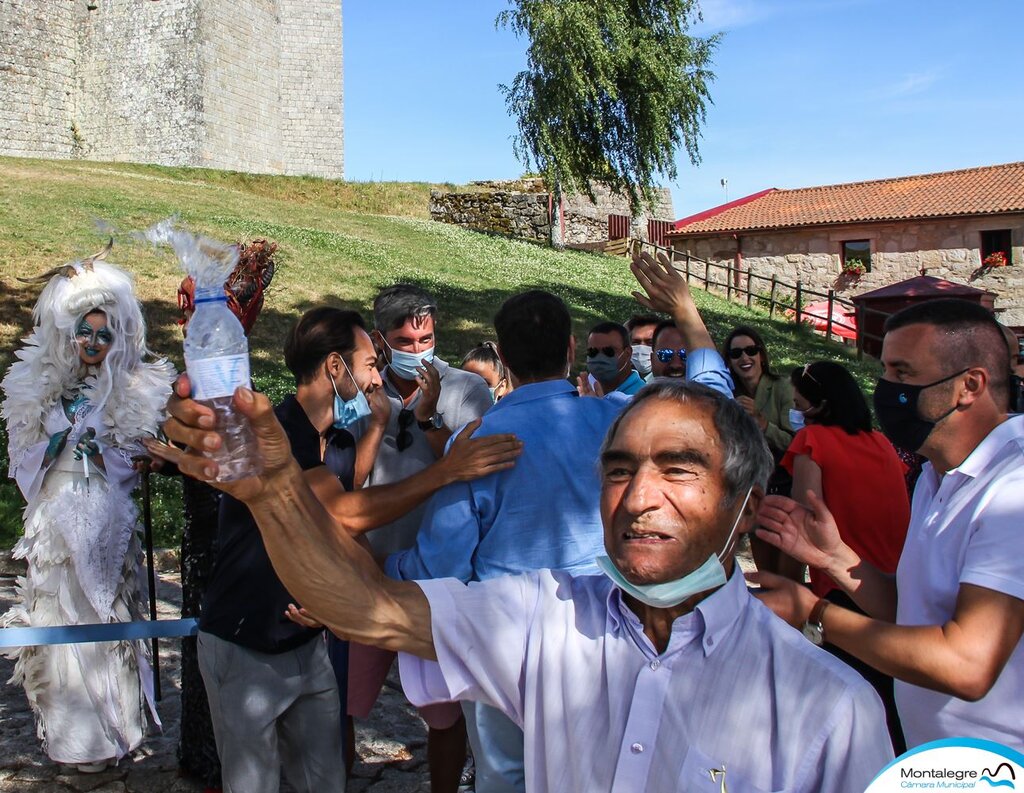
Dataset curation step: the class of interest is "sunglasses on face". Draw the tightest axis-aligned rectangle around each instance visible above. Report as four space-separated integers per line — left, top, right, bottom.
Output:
587 346 621 358
728 345 760 360
397 408 415 452
655 348 687 363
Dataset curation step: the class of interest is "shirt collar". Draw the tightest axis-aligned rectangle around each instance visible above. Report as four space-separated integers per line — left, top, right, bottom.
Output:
616 370 645 393
948 414 1024 479
490 378 577 410
604 564 748 659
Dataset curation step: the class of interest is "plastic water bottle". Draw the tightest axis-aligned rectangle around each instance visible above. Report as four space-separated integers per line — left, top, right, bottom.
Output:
183 285 263 481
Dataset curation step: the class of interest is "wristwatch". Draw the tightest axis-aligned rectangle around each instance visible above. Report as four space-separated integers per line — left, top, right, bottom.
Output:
417 412 444 432
801 599 830 646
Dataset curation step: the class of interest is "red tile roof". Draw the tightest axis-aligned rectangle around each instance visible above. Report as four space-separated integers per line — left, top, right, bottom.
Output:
671 162 1024 236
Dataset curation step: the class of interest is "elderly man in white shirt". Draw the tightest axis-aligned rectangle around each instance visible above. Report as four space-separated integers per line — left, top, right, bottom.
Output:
755 298 1024 750
155 374 894 793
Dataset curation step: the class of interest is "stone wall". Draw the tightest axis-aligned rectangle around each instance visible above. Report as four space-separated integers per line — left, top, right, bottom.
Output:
76 0 203 166
0 0 343 178
431 180 675 245
0 0 83 159
671 214 1024 325
429 191 551 242
277 0 344 178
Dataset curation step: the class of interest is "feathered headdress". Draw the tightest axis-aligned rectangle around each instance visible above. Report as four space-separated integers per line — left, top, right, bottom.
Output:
2 243 174 476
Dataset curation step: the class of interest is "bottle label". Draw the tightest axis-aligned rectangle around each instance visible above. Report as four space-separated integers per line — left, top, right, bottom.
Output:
187 354 251 400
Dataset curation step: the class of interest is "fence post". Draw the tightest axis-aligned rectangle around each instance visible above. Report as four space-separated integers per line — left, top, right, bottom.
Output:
795 280 803 327
825 289 835 342
746 270 753 308
726 263 733 302
685 254 691 284
769 275 778 318
704 259 710 291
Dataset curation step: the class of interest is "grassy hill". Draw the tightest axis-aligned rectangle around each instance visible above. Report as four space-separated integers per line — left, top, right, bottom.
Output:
0 157 876 546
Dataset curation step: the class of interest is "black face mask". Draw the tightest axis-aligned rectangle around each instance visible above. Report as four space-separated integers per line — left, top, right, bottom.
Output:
1011 374 1024 414
873 369 968 453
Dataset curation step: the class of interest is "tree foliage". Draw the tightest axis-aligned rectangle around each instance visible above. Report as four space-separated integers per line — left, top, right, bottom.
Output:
498 0 720 213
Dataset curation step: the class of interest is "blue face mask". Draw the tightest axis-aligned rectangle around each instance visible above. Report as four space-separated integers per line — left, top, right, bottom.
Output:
383 337 435 381
788 408 806 432
587 352 625 383
330 358 372 429
596 487 753 608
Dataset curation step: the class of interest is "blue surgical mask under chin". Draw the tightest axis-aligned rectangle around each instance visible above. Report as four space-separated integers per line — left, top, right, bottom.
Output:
384 338 435 381
330 359 372 429
596 487 753 609
788 408 806 432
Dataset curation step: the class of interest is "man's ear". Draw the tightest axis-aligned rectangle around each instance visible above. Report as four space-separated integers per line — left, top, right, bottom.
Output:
568 334 577 362
740 486 765 534
959 367 988 406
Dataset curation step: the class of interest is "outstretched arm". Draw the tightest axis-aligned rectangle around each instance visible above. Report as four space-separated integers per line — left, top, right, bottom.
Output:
630 250 715 352
750 570 1024 701
309 418 521 535
147 377 437 659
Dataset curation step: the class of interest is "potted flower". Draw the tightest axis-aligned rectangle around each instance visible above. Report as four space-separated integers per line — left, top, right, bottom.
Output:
983 251 1009 268
842 258 867 277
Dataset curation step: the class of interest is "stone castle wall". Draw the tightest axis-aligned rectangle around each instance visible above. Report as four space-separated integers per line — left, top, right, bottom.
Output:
431 179 675 246
672 214 1024 325
0 0 343 178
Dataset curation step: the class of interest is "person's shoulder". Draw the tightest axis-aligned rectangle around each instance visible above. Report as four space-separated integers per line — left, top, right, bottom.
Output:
440 363 488 391
746 596 880 703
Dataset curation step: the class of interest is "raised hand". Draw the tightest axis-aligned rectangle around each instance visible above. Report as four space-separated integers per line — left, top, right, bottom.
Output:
756 490 848 571
143 374 293 504
442 418 523 482
576 372 605 398
412 360 442 423
630 250 694 318
367 383 392 428
72 428 100 461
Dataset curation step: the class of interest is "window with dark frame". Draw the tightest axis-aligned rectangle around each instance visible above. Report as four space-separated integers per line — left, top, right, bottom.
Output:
841 240 871 272
981 229 1012 266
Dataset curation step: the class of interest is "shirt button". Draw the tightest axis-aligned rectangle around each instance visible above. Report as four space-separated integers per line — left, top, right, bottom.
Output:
649 659 660 670
631 743 644 754
707 637 715 647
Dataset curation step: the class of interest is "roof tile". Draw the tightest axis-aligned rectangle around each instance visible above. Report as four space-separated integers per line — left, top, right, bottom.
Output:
671 162 1024 235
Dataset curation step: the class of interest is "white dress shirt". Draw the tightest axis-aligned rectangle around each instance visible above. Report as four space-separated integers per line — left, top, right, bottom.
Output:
895 414 1024 749
400 567 893 793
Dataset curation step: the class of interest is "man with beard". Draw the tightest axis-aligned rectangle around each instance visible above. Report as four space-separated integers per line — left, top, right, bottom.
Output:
754 299 1024 750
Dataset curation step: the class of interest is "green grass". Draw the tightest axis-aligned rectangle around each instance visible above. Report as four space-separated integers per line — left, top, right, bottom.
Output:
0 157 879 549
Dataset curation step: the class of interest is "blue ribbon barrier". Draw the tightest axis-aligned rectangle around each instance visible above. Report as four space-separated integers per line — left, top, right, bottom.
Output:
0 618 198 648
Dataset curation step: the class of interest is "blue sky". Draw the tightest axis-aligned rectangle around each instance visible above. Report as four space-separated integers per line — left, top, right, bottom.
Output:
343 1 1024 219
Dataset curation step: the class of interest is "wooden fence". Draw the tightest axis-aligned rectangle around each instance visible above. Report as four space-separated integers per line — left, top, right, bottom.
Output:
622 238 890 357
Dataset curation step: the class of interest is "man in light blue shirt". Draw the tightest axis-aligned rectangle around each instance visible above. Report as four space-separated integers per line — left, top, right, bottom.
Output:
389 253 735 791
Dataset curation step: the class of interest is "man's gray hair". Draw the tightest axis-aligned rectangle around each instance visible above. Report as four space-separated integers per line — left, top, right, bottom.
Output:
601 379 774 505
373 284 438 332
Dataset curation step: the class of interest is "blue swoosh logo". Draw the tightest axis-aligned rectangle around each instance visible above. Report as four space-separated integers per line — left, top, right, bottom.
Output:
980 778 1015 789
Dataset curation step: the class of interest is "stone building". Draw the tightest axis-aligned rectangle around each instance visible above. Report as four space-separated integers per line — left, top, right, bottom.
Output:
430 178 675 247
0 0 343 178
668 162 1024 325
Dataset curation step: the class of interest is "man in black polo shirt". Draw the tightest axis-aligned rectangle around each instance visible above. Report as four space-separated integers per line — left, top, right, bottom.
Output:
193 308 522 793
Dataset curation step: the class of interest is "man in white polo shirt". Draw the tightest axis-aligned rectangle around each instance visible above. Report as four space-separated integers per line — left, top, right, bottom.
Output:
754 298 1024 749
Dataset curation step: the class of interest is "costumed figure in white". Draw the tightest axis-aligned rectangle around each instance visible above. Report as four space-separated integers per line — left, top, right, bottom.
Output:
1 244 175 771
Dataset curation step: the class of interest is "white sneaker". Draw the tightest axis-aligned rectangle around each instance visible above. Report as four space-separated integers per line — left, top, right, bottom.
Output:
76 761 110 774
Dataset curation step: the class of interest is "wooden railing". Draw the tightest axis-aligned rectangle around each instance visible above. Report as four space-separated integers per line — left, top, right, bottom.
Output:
618 238 890 357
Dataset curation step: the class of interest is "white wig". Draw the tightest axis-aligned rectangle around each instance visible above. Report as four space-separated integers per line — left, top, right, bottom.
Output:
2 252 174 474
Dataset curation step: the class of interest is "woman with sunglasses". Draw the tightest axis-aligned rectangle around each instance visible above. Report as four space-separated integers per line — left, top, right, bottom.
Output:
782 360 910 752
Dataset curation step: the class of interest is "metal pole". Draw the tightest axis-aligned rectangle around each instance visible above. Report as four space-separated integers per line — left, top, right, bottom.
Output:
141 463 161 701
769 276 777 318
795 281 803 327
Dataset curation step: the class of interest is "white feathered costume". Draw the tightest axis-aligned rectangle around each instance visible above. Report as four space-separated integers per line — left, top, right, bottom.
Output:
1 257 174 765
